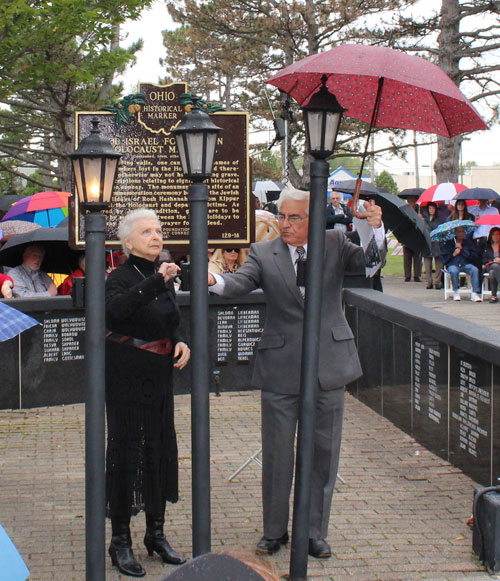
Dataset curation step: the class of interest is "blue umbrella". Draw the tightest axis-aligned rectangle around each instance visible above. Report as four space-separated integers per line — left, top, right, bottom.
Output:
0 302 40 342
429 219 477 243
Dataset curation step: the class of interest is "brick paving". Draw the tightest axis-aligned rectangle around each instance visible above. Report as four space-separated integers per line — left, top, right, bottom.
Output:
0 389 495 581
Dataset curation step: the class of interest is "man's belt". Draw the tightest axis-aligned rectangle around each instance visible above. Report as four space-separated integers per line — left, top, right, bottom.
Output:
106 332 173 356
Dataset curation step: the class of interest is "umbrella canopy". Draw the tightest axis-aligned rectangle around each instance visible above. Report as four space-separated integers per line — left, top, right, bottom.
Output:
0 220 41 237
454 187 500 201
253 180 285 204
399 188 425 200
0 194 24 212
369 190 431 255
332 179 380 197
267 44 487 138
429 219 477 242
2 191 70 227
0 227 77 274
417 183 469 205
475 214 500 226
0 302 40 342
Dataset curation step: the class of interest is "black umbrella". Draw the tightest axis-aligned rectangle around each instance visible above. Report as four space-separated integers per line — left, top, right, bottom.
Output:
0 195 23 212
454 187 500 201
161 553 265 580
333 179 380 197
399 187 425 200
0 227 77 274
363 190 431 255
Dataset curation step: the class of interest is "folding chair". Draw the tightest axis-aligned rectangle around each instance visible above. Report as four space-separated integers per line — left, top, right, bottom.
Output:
443 269 472 300
482 272 492 301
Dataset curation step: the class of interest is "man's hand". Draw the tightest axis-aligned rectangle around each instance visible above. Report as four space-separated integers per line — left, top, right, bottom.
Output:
365 201 382 229
48 283 58 296
208 273 216 286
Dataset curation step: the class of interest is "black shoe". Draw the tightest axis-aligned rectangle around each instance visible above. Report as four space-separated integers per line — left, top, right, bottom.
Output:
109 536 146 577
404 277 411 282
144 532 186 565
435 284 442 290
426 284 433 289
414 277 421 282
256 532 289 555
308 538 332 558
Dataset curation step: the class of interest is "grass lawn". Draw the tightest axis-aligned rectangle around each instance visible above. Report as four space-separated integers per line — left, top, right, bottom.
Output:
382 247 405 277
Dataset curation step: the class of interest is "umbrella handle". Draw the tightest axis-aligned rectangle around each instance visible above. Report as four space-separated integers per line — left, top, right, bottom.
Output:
351 178 367 219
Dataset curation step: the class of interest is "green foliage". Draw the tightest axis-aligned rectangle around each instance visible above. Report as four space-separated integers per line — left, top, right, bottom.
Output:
375 170 399 195
102 93 147 127
251 149 283 182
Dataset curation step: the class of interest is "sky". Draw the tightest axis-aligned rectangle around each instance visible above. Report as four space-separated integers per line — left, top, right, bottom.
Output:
118 1 500 175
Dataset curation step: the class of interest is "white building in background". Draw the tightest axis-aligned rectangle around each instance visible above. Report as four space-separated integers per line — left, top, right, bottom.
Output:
392 165 500 192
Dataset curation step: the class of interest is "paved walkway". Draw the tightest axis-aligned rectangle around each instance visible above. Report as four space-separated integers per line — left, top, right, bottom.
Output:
1 276 498 580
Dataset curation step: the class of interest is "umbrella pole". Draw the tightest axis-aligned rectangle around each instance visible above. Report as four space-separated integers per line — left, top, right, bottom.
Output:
352 77 385 218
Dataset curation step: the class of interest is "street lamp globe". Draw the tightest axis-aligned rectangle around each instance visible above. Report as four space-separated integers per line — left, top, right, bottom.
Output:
70 117 121 212
302 75 346 160
173 98 223 182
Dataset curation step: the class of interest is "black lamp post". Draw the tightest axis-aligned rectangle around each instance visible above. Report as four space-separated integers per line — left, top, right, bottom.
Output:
70 117 121 581
289 76 345 581
173 97 222 557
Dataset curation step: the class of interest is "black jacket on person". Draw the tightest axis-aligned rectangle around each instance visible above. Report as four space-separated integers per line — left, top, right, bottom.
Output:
325 203 353 230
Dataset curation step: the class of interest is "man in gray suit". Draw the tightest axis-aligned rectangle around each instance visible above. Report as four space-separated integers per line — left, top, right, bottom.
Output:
208 187 383 559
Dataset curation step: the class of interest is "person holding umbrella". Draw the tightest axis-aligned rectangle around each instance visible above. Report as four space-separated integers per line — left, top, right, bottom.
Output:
440 225 481 302
421 202 445 289
0 273 13 298
8 244 57 298
482 227 500 303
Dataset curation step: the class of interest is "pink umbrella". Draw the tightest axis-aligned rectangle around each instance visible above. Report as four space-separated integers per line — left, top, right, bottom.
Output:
475 214 500 226
267 44 488 214
417 183 469 205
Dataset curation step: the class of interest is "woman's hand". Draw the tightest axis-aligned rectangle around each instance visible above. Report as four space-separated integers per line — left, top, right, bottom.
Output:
173 341 190 369
158 262 180 283
1 280 13 299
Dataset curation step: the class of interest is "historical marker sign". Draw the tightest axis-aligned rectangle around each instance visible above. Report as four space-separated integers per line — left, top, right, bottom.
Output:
71 82 251 249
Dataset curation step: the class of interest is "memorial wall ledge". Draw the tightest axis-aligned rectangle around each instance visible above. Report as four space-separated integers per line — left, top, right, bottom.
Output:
343 288 500 365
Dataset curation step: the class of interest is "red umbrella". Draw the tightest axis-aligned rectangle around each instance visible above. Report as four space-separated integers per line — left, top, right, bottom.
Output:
475 214 500 226
417 183 469 205
267 44 487 213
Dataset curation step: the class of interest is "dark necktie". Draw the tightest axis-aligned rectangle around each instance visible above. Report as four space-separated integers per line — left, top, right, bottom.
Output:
296 246 306 298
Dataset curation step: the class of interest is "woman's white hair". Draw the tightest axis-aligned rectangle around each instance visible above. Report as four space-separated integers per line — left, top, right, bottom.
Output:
118 207 160 256
276 187 310 214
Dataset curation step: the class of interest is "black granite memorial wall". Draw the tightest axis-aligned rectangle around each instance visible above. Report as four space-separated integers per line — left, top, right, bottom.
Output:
344 288 500 486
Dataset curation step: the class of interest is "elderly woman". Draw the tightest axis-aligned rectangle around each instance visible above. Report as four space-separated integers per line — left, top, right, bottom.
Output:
208 248 247 274
105 208 190 577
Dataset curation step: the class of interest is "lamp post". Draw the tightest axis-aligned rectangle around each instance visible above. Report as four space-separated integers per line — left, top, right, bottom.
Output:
173 97 222 556
289 76 345 581
70 117 121 581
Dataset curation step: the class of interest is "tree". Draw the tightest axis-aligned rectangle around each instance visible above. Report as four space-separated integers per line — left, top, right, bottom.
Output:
162 0 410 190
375 170 399 195
251 148 283 182
0 1 152 191
361 0 500 182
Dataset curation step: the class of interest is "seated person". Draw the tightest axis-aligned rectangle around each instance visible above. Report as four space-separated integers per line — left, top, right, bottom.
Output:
9 244 58 298
326 191 353 232
58 253 85 296
0 273 14 298
440 226 481 302
208 248 247 274
482 227 500 303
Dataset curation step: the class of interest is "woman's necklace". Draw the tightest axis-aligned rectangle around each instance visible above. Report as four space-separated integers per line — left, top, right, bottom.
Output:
132 263 159 300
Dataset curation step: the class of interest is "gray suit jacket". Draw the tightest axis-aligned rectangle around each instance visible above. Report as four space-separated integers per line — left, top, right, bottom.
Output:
219 230 365 394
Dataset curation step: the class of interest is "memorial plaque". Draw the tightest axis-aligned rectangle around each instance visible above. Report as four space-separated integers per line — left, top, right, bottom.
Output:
20 312 85 408
450 349 492 484
0 335 19 409
411 335 448 459
381 322 412 433
72 82 251 248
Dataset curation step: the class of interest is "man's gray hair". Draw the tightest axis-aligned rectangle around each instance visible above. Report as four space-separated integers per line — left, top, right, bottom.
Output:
118 207 161 256
276 187 310 214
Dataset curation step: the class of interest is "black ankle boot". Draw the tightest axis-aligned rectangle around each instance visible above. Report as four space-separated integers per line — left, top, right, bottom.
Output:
109 520 146 577
144 514 186 565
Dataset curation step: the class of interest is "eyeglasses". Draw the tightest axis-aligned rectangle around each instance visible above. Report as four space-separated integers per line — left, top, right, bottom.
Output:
278 214 308 224
224 248 239 252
